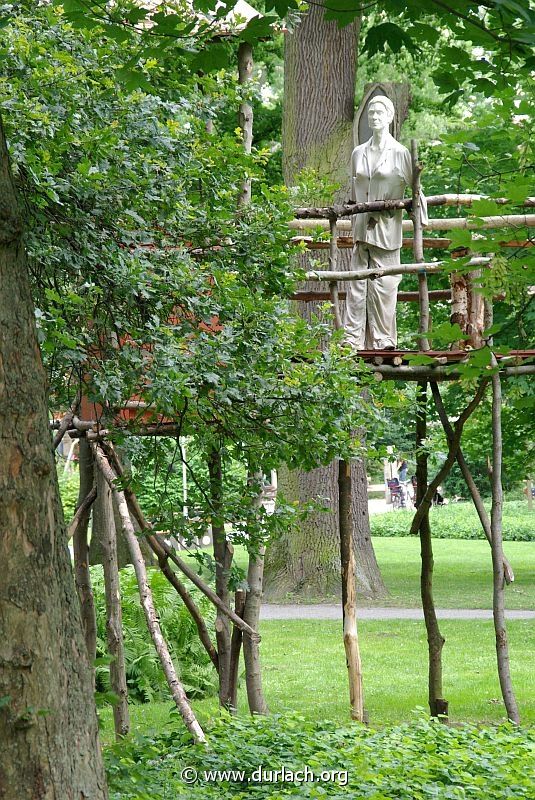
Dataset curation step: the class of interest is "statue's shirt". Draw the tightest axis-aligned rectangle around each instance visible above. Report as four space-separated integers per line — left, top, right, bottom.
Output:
351 134 427 251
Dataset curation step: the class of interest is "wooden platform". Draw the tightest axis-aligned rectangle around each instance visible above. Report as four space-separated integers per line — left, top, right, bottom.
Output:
357 349 535 364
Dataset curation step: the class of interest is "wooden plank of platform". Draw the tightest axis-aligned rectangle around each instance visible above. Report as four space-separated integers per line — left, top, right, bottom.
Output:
357 349 535 364
291 290 452 303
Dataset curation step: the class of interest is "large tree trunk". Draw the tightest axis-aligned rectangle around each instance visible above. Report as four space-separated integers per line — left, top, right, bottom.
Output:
265 459 385 598
282 2 359 190
265 5 386 600
0 117 108 798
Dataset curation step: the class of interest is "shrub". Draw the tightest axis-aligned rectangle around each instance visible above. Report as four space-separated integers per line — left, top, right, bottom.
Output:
371 501 534 541
105 713 535 799
91 566 218 703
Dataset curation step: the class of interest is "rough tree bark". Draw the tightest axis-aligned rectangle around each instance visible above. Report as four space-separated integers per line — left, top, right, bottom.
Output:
93 468 130 738
265 5 387 600
73 437 98 670
0 116 108 798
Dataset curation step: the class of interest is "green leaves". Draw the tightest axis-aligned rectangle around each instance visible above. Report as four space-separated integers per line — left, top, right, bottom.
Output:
363 22 420 57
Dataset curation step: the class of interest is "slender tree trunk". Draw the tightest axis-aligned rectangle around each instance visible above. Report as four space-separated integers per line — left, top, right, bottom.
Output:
416 382 447 718
243 545 269 715
208 447 234 708
490 365 520 723
229 590 246 712
338 460 364 721
0 115 108 798
93 468 130 739
94 447 206 743
73 437 98 672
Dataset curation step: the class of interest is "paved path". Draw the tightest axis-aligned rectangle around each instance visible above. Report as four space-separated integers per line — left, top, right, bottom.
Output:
260 605 535 621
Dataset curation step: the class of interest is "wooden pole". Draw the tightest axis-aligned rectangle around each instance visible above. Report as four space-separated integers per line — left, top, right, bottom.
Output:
410 140 446 718
485 301 520 723
289 213 535 232
338 458 364 721
207 447 234 709
411 139 429 351
241 471 269 716
294 195 535 219
328 217 343 329
304 257 490 283
328 217 364 721
94 446 207 744
430 382 515 584
415 382 447 718
93 466 130 738
72 438 98 674
237 41 253 208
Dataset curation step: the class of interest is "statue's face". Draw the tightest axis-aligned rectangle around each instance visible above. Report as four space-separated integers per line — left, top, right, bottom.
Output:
367 102 391 132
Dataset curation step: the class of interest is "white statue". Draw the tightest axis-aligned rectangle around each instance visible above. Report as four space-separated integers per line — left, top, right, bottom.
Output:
343 95 428 350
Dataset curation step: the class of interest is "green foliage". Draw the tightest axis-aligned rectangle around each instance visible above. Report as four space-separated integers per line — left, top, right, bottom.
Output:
104 713 535 799
91 566 218 703
56 467 79 521
371 501 534 542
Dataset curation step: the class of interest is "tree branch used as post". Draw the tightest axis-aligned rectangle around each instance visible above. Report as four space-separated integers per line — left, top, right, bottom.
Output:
52 393 80 450
416 382 447 719
338 458 364 721
102 443 257 638
93 465 130 739
241 471 269 716
208 446 234 709
410 380 489 535
93 446 206 744
411 139 429 351
72 438 98 674
328 217 343 330
237 41 253 208
430 382 514 584
485 300 520 724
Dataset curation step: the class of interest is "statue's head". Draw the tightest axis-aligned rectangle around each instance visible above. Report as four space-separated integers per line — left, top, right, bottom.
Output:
367 95 395 132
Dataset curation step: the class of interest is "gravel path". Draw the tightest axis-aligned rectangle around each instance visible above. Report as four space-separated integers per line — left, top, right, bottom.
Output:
260 605 535 621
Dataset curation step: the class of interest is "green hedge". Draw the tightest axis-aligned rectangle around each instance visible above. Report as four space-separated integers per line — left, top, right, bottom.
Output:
106 713 535 799
371 501 534 541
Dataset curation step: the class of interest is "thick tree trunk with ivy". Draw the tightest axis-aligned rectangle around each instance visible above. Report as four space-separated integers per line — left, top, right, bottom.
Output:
0 117 108 798
265 4 386 600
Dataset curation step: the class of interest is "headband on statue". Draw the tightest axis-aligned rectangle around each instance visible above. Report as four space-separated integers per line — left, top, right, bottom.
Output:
368 95 395 120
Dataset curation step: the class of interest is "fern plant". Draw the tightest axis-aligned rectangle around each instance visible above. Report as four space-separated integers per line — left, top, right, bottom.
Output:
91 565 218 703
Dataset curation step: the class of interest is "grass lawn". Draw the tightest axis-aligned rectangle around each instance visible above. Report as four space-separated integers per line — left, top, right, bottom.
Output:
100 618 535 744
369 538 535 610
206 538 535 609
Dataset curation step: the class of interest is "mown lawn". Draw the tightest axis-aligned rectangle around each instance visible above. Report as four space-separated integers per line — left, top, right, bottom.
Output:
369 538 535 610
100 618 535 744
217 538 535 609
